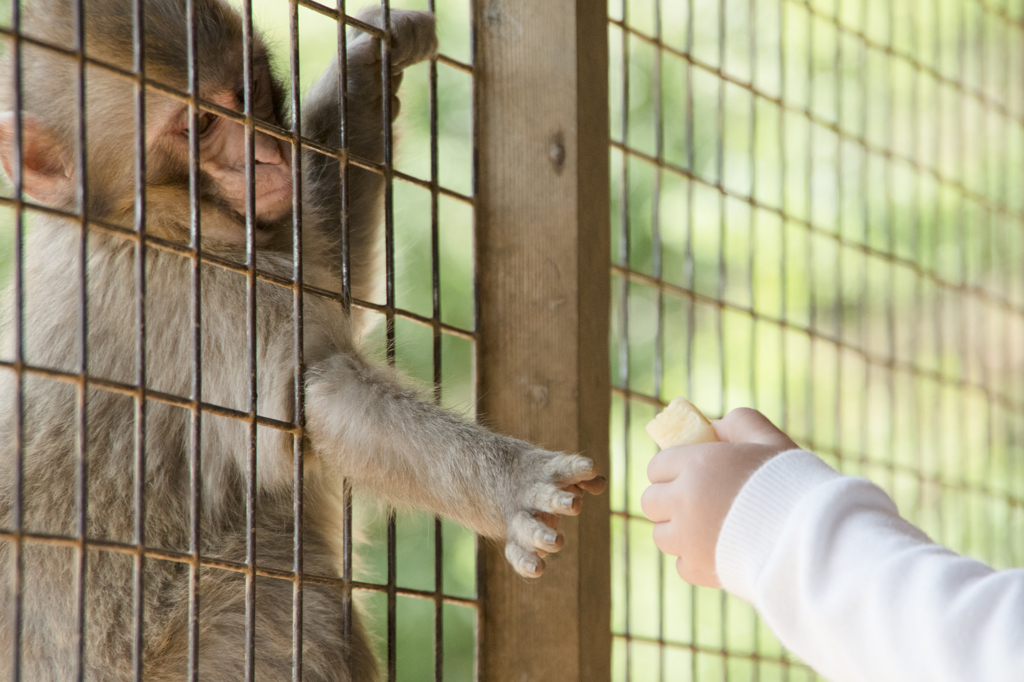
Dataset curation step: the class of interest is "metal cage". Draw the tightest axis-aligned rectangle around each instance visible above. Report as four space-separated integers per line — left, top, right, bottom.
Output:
0 0 480 679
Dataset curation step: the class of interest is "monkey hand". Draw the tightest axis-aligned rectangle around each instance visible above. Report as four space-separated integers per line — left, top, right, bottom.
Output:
502 450 607 578
348 8 438 121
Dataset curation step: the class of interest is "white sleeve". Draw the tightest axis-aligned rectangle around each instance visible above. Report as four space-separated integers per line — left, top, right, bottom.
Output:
715 449 1024 682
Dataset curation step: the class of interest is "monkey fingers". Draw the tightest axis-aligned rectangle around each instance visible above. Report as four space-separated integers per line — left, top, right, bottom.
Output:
531 512 558 557
533 511 560 531
500 452 606 577
348 8 438 73
505 511 564 578
389 73 404 120
527 453 605 514
578 476 608 495
387 10 439 72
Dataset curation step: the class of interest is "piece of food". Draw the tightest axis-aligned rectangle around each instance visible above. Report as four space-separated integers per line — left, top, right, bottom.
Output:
645 397 719 448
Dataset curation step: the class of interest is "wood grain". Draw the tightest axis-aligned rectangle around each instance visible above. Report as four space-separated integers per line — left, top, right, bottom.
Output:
474 0 610 679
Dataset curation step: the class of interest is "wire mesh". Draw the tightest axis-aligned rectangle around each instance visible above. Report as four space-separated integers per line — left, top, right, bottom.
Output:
610 0 1024 680
0 0 479 679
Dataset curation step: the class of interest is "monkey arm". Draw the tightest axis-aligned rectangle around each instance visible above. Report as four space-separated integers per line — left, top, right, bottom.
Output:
300 52 384 247
303 354 605 578
301 9 436 301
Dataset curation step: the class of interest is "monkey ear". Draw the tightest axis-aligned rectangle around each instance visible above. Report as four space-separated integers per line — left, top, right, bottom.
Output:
0 112 75 206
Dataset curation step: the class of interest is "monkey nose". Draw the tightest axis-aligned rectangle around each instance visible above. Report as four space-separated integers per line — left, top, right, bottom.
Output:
254 132 287 166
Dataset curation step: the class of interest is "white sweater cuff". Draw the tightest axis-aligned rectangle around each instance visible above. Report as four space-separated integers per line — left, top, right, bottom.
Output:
715 450 842 603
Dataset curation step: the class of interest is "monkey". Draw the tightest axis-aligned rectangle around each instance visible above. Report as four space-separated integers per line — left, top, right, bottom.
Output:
0 0 606 679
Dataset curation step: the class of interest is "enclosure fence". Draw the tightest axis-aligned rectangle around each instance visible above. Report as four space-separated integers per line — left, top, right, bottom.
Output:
610 0 1024 680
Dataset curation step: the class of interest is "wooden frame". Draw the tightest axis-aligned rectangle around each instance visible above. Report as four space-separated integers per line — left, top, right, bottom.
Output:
474 0 611 680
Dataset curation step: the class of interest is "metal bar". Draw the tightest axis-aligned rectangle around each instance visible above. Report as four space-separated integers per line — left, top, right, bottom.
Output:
652 0 665 676
184 0 203 673
240 0 258 676
682 0 696 676
883 0 897 497
806 0 817 472
287 0 305 677
1018 8 1024 570
749 0 764 675
931 0 947 546
468 0 483 676
130 0 148 676
978 1 995 567
8 0 24 672
833 0 845 483
615 0 631 678
338 0 351 312
379 4 398 682
426 2 445 681
335 1 354 671
954 0 971 563
73 0 90 674
716 1 729 673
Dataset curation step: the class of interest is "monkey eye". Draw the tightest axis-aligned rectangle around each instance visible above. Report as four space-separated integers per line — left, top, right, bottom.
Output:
194 112 216 137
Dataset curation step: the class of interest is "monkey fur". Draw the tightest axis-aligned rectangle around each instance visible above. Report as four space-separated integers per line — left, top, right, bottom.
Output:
0 0 605 679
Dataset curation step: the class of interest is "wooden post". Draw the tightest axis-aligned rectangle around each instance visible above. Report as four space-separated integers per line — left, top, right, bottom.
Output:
474 0 610 680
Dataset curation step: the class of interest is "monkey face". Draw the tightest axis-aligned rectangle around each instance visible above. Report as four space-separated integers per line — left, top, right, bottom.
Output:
188 94 293 224
0 0 293 251
149 79 294 230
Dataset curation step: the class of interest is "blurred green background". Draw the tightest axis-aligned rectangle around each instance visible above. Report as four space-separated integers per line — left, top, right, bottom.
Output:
611 0 1024 679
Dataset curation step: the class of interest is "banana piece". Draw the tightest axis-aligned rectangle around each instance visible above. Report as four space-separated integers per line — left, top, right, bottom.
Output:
645 397 719 448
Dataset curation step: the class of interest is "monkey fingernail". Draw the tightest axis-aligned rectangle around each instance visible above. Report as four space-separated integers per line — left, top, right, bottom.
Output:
519 558 539 576
559 494 576 510
573 457 594 475
531 526 562 551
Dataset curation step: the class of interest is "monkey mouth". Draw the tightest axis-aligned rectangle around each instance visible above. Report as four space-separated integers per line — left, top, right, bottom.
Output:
199 188 292 237
255 215 292 233
254 185 294 220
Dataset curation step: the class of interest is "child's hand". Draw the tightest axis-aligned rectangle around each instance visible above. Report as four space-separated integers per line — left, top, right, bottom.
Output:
640 408 797 588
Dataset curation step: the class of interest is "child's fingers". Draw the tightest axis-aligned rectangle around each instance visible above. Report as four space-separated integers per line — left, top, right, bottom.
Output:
675 555 721 589
712 408 797 449
651 520 680 556
647 446 700 483
639 483 672 522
